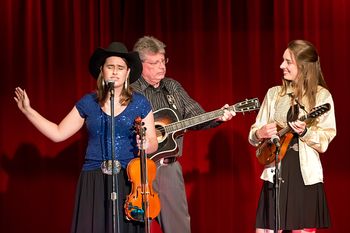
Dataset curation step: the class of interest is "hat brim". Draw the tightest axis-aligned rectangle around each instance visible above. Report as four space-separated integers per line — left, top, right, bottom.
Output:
89 48 142 84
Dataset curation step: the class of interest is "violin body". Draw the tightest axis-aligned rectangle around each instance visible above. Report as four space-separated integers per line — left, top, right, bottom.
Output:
125 157 161 221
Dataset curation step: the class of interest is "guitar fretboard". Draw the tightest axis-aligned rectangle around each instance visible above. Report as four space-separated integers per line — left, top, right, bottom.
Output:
161 98 259 134
164 108 226 133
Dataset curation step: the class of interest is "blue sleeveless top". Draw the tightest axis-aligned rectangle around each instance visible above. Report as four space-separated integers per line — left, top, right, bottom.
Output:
76 92 152 170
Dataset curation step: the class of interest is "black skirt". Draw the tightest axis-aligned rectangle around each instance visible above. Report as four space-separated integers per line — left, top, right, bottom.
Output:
70 168 144 233
255 137 331 230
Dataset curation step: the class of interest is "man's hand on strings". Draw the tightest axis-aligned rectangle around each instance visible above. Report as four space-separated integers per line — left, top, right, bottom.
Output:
218 104 236 121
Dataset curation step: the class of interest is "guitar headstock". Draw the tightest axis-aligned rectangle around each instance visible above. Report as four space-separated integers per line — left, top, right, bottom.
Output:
308 103 331 118
232 98 260 113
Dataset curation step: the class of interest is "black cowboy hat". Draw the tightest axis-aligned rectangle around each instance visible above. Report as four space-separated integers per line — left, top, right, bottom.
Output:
88 42 142 83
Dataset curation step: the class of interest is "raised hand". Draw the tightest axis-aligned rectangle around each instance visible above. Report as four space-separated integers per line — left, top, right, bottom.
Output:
14 87 31 113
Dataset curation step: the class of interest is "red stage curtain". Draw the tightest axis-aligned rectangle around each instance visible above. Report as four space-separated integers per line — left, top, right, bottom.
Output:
0 0 349 232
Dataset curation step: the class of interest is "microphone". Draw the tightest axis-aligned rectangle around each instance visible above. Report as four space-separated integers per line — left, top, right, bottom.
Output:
270 135 280 147
106 81 115 90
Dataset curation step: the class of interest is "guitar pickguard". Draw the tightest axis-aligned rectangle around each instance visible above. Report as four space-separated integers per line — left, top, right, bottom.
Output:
149 108 182 162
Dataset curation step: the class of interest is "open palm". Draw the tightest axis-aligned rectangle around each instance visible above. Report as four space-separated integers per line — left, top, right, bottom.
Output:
14 87 31 112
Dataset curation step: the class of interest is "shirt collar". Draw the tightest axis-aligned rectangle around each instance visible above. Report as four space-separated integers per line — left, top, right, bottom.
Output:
139 76 166 92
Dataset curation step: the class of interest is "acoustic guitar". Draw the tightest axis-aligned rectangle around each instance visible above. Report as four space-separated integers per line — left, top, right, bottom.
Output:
148 98 260 163
255 103 331 165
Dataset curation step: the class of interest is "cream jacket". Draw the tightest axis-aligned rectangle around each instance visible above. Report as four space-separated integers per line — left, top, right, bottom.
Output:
249 86 336 185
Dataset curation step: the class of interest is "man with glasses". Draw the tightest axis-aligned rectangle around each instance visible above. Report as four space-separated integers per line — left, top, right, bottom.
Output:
131 36 235 233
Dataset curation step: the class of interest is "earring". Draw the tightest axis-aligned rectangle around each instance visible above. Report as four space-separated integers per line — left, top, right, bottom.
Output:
124 79 128 89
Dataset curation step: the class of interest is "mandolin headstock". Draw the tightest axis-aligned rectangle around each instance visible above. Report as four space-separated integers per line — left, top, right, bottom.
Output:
308 103 331 119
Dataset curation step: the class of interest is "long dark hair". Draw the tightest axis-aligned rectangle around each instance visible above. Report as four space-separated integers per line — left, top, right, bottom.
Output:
95 58 133 106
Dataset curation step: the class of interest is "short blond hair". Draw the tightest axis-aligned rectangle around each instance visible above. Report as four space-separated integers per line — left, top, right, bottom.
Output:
133 36 166 61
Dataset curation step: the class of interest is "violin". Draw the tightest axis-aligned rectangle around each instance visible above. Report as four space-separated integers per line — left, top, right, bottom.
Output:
125 116 161 232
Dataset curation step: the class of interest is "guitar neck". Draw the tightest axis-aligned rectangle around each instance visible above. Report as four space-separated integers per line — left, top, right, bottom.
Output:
165 108 228 133
162 98 260 134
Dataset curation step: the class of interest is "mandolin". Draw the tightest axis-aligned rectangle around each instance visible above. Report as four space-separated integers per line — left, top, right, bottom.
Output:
256 103 331 165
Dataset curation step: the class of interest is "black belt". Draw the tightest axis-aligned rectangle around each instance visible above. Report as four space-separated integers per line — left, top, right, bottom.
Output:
162 157 177 165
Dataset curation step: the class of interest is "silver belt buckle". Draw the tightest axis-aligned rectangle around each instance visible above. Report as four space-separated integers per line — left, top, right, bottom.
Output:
101 160 121 175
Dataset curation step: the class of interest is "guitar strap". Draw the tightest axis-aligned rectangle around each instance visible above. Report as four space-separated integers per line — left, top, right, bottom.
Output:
162 87 183 120
160 86 184 161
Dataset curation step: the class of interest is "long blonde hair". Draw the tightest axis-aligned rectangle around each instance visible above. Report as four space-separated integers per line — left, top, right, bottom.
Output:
280 40 328 110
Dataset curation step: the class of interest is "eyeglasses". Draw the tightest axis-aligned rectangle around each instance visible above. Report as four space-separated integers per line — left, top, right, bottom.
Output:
142 58 169 67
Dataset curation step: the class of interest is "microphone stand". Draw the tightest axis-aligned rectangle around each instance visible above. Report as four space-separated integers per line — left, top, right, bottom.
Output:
109 86 120 233
274 145 281 233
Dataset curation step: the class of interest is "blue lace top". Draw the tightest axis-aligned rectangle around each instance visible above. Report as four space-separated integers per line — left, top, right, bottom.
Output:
76 92 152 170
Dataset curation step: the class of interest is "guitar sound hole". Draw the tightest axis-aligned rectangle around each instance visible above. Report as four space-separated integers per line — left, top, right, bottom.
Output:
155 125 166 142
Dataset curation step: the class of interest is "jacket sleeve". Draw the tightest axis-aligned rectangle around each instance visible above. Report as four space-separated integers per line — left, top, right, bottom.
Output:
248 86 279 147
300 88 337 153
